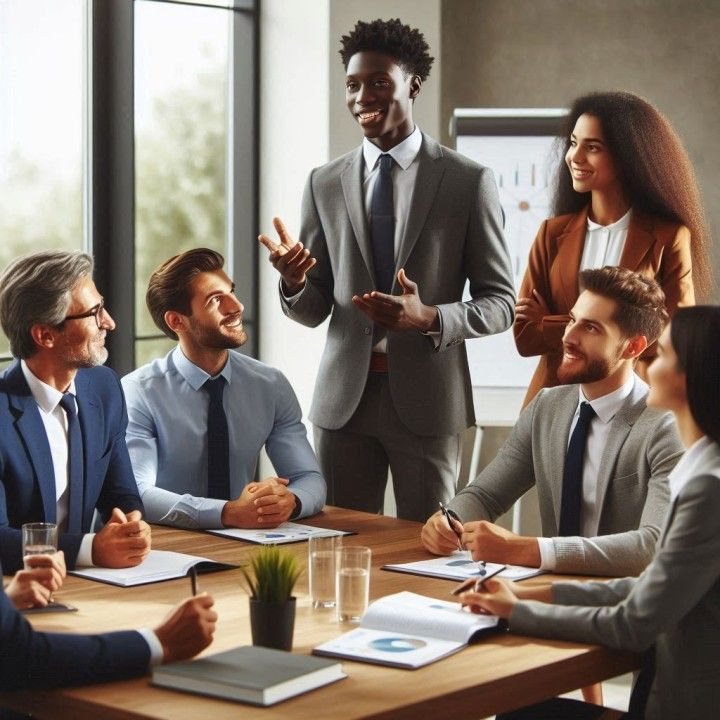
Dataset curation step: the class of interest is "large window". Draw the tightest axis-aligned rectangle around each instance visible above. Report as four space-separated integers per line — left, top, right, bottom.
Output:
0 0 84 366
134 1 230 366
0 0 258 373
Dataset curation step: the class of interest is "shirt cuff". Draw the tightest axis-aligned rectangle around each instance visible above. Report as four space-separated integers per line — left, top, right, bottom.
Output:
279 279 305 306
75 534 97 567
421 306 443 349
138 628 165 667
159 497 227 530
537 537 557 571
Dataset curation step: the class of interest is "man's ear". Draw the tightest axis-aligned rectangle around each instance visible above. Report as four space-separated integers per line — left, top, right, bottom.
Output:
623 334 649 360
164 310 187 336
409 75 422 101
29 323 59 351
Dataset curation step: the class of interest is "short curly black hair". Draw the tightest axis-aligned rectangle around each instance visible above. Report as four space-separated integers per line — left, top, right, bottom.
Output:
339 18 434 81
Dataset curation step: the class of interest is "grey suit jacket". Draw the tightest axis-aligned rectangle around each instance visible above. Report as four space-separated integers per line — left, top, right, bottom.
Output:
281 133 515 436
510 440 720 720
449 379 682 575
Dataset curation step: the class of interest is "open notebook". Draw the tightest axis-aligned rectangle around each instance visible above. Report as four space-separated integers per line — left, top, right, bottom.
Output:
383 551 543 583
206 522 354 545
313 591 504 669
69 550 234 587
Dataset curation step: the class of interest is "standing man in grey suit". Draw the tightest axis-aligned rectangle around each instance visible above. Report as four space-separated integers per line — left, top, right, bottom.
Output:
422 267 683 577
259 19 515 521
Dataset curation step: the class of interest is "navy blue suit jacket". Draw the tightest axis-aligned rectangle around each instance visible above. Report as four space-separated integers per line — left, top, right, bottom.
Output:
0 563 149 690
0 361 144 572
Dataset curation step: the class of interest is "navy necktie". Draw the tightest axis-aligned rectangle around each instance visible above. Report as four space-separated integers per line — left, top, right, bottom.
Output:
559 401 596 537
59 393 84 533
370 153 396 295
204 377 230 500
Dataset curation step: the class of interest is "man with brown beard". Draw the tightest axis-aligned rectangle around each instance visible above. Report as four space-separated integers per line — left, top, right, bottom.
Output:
121 249 326 531
421 266 683 577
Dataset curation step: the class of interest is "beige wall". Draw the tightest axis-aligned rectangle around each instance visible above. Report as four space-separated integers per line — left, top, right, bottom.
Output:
441 0 720 296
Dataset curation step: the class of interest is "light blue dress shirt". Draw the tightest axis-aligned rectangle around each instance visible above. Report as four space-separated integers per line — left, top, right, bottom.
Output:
121 347 326 528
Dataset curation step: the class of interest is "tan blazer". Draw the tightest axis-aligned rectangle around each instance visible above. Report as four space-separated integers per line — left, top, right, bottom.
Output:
514 206 695 406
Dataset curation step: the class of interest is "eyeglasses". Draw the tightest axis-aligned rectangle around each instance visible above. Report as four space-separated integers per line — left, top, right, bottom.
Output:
62 299 107 328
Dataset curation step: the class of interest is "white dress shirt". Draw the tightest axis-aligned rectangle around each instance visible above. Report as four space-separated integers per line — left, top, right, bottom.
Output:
579 207 632 270
537 375 637 569
667 435 716 501
20 361 95 566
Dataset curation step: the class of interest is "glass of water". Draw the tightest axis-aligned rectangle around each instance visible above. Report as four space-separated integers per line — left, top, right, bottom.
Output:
308 535 342 609
22 522 58 569
336 546 371 623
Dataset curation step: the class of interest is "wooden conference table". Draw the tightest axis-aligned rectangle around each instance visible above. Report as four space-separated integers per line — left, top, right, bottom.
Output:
1 507 639 719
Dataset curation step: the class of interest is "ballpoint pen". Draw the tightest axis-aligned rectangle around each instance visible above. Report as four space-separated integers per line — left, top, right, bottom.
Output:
450 564 507 595
190 565 198 596
438 501 463 549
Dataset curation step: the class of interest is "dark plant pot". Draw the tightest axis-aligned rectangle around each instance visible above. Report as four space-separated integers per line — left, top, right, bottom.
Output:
249 596 296 651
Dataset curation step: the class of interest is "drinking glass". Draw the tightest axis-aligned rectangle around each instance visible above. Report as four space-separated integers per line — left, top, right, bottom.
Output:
22 522 58 569
336 546 371 623
308 535 342 609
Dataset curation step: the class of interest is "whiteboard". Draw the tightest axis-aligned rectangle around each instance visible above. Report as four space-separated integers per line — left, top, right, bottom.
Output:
454 109 566 389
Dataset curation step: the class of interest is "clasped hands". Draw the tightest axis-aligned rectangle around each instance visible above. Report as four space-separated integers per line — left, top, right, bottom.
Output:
259 216 439 333
221 477 297 529
92 507 152 568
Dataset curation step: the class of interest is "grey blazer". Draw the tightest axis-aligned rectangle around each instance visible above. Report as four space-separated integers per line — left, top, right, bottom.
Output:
449 379 682 575
510 440 720 720
281 133 515 436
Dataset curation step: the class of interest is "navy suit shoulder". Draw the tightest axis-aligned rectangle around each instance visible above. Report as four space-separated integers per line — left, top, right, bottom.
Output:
0 361 143 573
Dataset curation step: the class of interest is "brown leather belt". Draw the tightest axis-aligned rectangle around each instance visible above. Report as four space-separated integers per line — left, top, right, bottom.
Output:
369 351 389 373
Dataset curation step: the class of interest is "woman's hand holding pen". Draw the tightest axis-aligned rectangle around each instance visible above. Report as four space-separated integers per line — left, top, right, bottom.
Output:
421 510 465 555
459 578 554 618
459 578 518 619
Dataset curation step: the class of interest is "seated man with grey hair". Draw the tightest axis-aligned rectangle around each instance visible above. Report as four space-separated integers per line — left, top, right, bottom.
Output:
0 250 150 573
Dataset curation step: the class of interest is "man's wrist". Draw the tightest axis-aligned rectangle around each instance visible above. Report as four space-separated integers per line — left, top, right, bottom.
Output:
511 535 541 567
220 501 233 528
282 278 306 296
421 305 440 332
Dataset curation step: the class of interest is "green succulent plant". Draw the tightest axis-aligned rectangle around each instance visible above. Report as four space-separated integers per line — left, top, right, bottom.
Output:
240 546 302 603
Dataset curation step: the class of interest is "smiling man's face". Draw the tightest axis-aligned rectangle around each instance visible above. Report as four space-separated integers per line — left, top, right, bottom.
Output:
345 50 419 152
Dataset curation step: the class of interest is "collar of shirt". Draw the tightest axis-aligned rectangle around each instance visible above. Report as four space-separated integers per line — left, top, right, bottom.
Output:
586 206 633 232
362 125 422 173
20 359 77 413
578 374 636 424
668 435 715 501
172 346 232 391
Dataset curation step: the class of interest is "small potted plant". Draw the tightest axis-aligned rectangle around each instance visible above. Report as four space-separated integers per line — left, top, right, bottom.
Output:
241 546 302 651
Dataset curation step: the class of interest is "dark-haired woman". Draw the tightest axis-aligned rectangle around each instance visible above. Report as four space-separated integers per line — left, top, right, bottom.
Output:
463 306 720 720
515 91 712 407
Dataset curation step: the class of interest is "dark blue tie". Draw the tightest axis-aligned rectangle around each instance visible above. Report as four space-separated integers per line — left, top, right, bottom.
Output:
59 393 84 533
204 377 230 500
370 153 396 295
559 401 596 536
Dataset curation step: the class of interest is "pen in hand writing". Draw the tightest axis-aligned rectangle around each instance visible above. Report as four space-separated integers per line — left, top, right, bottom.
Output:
450 564 507 596
190 566 198 596
438 501 463 550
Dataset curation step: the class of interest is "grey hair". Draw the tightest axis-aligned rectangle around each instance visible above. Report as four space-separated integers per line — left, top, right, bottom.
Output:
0 250 94 359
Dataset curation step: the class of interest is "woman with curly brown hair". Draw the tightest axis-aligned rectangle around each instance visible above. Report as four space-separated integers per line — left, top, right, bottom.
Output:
514 91 712 407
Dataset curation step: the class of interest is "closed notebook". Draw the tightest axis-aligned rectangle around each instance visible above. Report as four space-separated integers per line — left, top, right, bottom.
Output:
152 645 346 706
